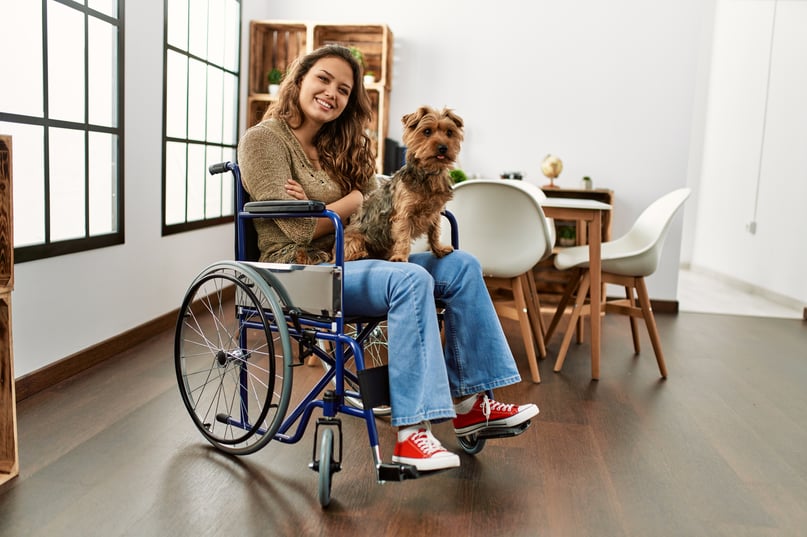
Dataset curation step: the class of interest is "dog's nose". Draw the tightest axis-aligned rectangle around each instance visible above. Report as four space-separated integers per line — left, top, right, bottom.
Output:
438 145 447 154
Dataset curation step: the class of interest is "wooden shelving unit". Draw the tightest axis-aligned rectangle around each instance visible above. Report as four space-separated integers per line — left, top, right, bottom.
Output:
247 21 393 173
0 134 17 488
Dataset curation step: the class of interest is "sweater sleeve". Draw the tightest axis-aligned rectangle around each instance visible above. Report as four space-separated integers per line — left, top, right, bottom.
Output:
237 123 318 245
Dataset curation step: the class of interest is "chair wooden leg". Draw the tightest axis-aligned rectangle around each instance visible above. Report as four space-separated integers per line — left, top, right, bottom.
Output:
554 272 590 373
513 276 541 383
522 273 547 359
625 284 641 354
545 268 582 343
635 277 668 378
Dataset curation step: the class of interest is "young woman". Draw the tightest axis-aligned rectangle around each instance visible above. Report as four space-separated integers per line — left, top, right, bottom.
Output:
237 45 538 471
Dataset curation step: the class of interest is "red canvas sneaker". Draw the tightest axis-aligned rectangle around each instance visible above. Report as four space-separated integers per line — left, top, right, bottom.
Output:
453 394 539 436
392 425 460 471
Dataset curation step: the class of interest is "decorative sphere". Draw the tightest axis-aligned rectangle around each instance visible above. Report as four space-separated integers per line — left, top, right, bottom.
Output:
541 155 563 179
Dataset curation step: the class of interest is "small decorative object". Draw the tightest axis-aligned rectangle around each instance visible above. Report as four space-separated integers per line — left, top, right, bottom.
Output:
541 154 563 188
364 72 376 85
267 67 283 95
449 168 468 184
581 176 593 190
500 171 523 180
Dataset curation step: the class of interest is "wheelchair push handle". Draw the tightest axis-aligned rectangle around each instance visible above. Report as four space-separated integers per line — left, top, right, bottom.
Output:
209 161 235 175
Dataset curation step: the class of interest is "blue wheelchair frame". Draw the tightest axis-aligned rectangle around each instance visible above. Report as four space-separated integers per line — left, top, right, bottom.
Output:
176 161 461 507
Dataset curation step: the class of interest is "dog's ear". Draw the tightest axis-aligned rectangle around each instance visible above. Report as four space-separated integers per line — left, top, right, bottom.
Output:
401 106 430 129
443 108 464 130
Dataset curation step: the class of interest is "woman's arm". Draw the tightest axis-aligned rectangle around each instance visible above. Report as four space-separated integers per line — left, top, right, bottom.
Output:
284 178 363 238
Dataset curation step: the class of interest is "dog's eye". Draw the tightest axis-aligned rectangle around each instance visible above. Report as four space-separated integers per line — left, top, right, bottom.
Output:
446 129 453 137
423 128 432 136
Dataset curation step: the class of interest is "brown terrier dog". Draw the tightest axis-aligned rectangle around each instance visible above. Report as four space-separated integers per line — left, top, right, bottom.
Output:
342 106 464 262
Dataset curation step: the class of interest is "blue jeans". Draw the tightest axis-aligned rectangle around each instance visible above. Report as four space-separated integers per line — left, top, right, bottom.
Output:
341 250 522 427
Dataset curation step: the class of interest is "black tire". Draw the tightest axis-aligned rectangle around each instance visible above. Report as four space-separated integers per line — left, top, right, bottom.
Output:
457 433 486 455
318 428 335 507
175 262 294 455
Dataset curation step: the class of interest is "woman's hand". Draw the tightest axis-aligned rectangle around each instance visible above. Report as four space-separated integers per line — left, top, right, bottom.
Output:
285 178 308 200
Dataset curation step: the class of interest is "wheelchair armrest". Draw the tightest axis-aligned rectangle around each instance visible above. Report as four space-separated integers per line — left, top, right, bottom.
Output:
244 200 326 214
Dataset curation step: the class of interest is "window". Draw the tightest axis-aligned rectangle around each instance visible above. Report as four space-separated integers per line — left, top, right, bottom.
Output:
0 0 124 262
162 0 240 235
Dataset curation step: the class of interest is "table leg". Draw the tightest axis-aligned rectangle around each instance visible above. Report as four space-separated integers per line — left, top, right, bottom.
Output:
588 211 602 380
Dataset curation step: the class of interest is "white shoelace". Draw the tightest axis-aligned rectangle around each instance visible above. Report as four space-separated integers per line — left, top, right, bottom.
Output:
410 427 445 455
480 395 517 422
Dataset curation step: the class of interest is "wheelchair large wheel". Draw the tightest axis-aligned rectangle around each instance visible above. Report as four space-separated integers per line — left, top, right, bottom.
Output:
175 261 294 455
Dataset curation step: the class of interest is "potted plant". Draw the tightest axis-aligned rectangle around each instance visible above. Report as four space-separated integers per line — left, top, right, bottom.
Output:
557 224 576 246
348 46 375 84
581 176 593 190
449 169 468 185
267 67 283 95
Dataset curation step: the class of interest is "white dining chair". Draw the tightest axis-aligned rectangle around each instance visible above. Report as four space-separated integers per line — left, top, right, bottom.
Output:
548 187 691 378
444 179 556 383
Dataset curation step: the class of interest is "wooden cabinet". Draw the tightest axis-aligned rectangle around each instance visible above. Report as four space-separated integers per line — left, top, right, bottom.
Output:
247 21 393 173
0 134 17 488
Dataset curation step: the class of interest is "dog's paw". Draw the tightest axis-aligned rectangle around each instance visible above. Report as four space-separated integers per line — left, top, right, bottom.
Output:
432 245 454 258
388 254 409 262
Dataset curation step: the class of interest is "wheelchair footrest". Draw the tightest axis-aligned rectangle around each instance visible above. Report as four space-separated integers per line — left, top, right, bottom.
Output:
469 419 532 440
376 462 419 482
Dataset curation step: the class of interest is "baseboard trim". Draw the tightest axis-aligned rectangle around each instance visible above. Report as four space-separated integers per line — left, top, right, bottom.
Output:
15 309 179 402
651 299 679 314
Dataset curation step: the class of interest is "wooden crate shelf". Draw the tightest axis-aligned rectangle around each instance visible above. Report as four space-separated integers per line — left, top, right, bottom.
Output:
248 21 308 95
0 134 17 488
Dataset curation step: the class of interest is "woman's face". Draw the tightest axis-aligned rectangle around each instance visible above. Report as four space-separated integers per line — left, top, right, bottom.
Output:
298 56 354 127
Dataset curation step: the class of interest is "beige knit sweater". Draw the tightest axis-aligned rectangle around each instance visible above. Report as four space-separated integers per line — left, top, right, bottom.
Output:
237 118 374 264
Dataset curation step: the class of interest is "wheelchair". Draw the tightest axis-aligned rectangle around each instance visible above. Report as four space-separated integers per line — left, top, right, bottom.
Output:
174 161 531 507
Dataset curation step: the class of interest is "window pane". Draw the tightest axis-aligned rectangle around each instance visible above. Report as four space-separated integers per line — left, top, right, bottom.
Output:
206 67 223 144
205 145 223 217
49 128 86 241
222 72 238 145
188 0 208 59
165 141 188 225
2 122 46 247
167 0 188 50
48 2 86 123
223 1 240 71
186 143 206 221
88 131 118 235
88 0 117 18
207 0 224 67
0 1 44 117
187 58 207 141
88 17 118 127
166 51 189 138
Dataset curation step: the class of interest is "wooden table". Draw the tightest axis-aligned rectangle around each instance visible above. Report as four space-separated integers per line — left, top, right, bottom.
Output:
540 197 612 379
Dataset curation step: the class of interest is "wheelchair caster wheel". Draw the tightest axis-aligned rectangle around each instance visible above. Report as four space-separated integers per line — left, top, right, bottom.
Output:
317 428 339 507
457 433 486 455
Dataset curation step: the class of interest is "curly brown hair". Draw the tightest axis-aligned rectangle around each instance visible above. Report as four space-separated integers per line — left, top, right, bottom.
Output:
265 45 375 194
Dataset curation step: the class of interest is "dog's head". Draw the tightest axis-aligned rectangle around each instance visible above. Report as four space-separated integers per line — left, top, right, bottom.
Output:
401 106 464 173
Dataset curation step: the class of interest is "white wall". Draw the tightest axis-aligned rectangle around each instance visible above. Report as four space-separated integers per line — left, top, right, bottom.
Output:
14 0 748 379
687 0 807 305
12 0 233 378
250 0 713 299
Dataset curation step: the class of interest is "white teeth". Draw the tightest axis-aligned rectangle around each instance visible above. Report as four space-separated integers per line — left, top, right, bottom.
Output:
316 98 333 110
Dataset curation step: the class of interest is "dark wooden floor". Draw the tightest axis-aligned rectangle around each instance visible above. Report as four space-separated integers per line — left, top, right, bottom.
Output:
2 310 807 537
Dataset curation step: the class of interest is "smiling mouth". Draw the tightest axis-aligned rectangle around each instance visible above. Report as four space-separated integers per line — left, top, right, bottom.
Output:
316 98 334 110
